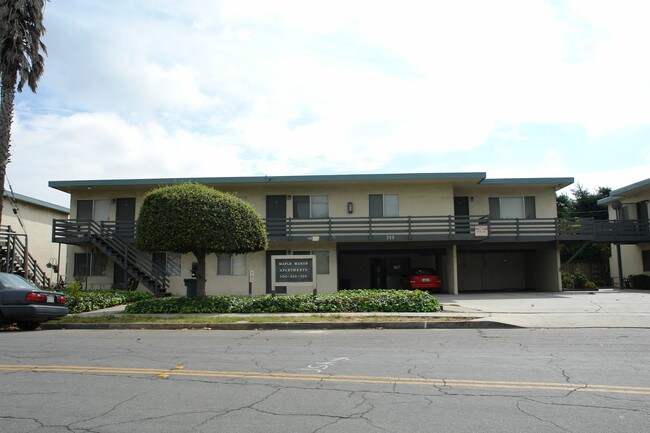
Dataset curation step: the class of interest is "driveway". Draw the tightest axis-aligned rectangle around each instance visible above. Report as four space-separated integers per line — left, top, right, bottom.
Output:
436 289 650 328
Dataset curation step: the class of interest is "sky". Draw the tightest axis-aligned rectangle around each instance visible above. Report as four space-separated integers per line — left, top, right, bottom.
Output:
8 0 650 207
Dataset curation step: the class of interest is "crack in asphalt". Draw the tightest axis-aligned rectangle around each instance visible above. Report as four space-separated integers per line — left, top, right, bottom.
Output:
521 396 650 415
589 301 606 313
67 391 148 429
515 400 574 433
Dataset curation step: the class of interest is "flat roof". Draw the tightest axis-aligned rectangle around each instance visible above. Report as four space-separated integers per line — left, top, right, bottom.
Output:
597 178 650 205
480 178 574 189
49 172 574 192
3 191 69 214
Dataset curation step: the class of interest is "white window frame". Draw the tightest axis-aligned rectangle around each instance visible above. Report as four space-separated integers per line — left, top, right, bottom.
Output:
369 194 399 218
216 254 246 276
293 195 329 219
292 250 330 275
489 196 536 220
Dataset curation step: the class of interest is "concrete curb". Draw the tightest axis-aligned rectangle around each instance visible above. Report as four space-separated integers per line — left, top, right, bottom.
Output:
40 320 521 330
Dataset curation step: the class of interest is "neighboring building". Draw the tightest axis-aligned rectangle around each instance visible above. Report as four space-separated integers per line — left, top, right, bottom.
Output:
597 179 650 285
2 191 69 286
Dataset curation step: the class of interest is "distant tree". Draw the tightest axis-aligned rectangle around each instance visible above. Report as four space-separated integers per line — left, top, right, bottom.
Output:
570 185 611 220
557 184 612 263
136 183 268 298
556 193 572 218
0 0 48 225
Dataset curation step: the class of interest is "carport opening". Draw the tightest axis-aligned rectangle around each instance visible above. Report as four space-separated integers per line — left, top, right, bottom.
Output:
337 244 446 291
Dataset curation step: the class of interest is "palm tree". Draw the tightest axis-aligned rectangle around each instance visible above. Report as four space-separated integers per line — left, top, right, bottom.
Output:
0 0 48 226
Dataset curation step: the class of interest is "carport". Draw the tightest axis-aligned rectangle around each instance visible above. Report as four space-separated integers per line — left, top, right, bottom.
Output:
337 242 449 291
456 242 561 292
336 241 561 294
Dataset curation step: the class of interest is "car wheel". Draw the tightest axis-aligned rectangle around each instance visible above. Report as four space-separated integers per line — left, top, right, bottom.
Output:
16 321 40 331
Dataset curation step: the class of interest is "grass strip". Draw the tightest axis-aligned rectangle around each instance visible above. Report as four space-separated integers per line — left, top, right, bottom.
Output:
55 315 472 324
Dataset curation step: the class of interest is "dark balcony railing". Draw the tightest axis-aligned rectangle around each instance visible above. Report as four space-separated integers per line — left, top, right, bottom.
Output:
265 216 650 243
53 216 650 246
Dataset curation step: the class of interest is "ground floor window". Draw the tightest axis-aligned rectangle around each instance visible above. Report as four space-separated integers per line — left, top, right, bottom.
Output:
152 252 182 276
292 250 330 274
217 254 246 276
643 250 650 272
74 252 108 277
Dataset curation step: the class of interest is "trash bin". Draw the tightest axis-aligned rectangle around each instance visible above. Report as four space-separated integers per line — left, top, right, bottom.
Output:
184 278 197 298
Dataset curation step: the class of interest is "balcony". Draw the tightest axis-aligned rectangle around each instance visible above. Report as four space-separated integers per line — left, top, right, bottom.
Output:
53 216 650 245
266 216 650 243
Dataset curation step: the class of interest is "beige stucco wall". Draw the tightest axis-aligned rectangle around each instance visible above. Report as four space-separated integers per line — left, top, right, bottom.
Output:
454 185 559 218
611 243 649 281
2 197 68 284
67 180 560 220
60 178 564 294
605 184 650 282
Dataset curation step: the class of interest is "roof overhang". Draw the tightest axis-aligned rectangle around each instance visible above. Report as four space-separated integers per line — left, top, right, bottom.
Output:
597 178 650 206
479 177 574 191
3 191 69 214
48 172 574 194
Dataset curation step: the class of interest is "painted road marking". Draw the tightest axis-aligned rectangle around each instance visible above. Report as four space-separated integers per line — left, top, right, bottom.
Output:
0 364 649 396
301 357 349 373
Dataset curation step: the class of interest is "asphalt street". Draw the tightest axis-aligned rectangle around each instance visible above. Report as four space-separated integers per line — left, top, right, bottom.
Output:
0 328 648 433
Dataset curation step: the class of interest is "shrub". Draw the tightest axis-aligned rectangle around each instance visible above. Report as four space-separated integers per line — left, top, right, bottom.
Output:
561 272 575 289
58 288 155 314
561 270 597 290
627 274 650 290
124 289 441 314
572 270 589 289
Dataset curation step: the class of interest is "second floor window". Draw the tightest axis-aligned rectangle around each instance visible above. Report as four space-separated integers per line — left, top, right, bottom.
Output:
489 197 536 219
369 194 399 218
76 199 111 221
293 195 329 218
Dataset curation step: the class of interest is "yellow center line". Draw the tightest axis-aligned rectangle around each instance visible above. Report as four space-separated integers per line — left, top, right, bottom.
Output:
1 365 649 396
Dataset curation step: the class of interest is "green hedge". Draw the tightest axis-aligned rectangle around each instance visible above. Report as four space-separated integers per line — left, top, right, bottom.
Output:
124 289 441 314
58 289 155 314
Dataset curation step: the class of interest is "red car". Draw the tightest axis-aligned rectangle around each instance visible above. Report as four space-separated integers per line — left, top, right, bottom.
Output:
408 267 442 291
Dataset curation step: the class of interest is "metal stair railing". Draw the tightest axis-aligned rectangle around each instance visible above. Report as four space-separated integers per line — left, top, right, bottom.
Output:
0 225 51 287
86 220 169 295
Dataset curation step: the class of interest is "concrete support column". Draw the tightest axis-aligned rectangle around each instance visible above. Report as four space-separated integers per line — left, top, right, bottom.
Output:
552 244 562 292
445 245 459 295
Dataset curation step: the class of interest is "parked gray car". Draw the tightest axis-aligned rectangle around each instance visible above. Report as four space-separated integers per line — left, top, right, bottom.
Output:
0 272 68 330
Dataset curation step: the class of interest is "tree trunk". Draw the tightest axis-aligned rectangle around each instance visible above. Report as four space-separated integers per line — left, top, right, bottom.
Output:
193 250 207 298
0 72 18 228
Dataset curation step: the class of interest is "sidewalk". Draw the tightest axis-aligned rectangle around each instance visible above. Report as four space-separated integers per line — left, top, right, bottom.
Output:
46 289 650 330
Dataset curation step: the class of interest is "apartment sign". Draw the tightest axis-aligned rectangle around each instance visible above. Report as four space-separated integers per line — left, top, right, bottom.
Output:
272 255 315 285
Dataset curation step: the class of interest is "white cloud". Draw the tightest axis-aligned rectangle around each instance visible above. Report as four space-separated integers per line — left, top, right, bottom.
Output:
6 0 650 206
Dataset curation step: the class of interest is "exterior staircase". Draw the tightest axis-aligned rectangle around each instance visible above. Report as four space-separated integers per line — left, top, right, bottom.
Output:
0 225 51 287
52 219 169 296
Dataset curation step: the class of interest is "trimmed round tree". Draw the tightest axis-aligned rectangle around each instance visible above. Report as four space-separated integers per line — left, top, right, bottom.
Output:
136 183 267 298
